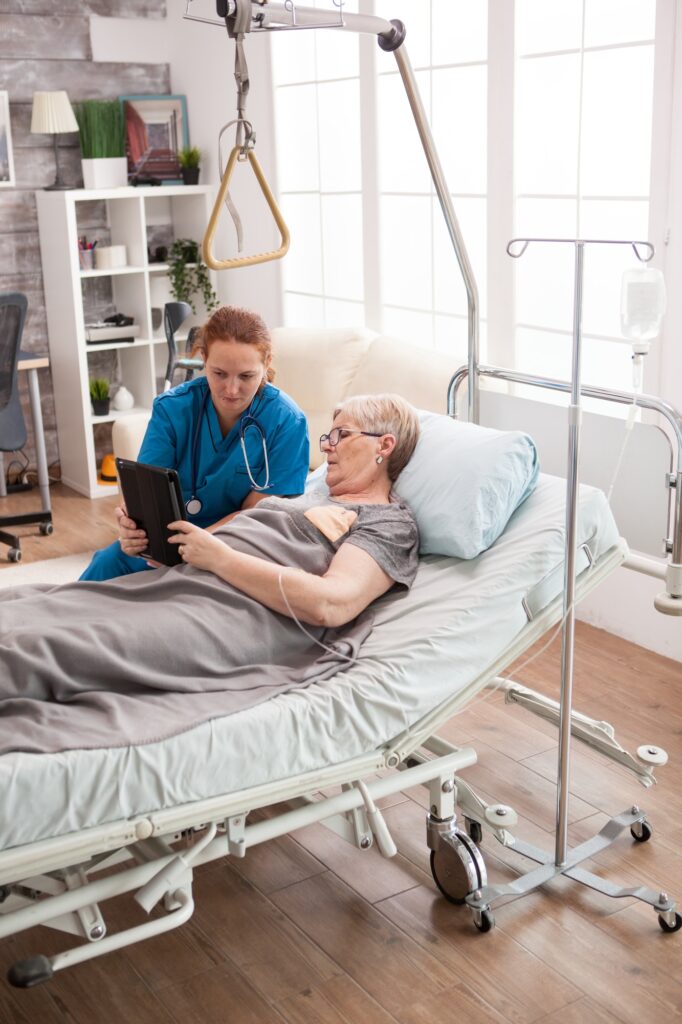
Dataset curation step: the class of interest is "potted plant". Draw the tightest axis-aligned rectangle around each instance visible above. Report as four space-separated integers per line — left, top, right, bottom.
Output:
74 100 127 189
178 146 201 186
89 377 110 416
167 239 219 313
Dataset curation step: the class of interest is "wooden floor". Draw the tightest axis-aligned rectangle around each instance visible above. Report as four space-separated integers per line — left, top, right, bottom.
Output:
1 487 681 1022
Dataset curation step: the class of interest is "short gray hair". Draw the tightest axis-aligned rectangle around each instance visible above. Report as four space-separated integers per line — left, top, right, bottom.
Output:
333 393 420 482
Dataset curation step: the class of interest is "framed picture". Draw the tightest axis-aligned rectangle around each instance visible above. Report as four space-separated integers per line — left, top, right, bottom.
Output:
119 94 189 185
0 92 16 189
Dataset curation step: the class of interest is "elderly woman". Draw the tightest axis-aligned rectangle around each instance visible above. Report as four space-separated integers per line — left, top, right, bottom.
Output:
0 394 420 756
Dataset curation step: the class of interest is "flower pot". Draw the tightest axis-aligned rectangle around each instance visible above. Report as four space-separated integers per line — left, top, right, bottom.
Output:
181 166 200 186
82 157 128 190
92 398 110 416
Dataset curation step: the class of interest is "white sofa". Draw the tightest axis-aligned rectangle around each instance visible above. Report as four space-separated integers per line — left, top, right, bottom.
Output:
113 327 460 468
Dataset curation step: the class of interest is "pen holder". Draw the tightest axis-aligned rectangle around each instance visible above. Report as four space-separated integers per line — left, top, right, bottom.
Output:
79 249 94 271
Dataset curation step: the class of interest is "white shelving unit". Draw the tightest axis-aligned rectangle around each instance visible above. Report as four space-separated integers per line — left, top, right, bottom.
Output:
36 185 215 498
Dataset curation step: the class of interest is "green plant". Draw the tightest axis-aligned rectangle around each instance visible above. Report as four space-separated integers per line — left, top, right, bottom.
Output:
178 146 201 169
89 377 110 401
75 101 125 159
168 239 219 314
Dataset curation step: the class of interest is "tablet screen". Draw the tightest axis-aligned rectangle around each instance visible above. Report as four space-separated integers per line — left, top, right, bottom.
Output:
115 458 186 566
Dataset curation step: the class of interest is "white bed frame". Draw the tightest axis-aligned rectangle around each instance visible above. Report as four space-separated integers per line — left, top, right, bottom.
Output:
2 0 679 989
3 536 661 987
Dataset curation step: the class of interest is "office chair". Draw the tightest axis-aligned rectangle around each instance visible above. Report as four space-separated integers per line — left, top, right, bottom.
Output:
163 301 204 391
0 292 53 562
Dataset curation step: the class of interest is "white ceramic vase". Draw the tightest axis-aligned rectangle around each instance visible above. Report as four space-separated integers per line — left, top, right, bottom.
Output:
81 157 128 190
112 386 135 411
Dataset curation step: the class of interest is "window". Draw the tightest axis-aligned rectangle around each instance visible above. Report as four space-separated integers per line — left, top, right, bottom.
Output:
270 0 666 400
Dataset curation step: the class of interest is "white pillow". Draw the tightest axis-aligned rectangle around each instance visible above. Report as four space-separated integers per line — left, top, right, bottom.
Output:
306 411 539 559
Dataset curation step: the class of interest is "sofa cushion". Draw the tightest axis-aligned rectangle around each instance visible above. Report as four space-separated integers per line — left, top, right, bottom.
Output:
272 327 376 468
345 335 456 414
307 411 539 559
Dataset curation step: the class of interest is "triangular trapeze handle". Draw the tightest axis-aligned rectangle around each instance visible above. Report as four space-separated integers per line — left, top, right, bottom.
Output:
202 146 290 271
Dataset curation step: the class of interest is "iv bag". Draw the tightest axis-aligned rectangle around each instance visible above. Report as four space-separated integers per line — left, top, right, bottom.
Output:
620 266 667 343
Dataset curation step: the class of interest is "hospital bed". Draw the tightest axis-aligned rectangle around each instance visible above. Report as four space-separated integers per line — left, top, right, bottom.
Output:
0 468 672 987
2 0 680 988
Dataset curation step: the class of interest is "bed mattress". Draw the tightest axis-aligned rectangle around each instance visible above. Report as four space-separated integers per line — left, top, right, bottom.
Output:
0 475 620 851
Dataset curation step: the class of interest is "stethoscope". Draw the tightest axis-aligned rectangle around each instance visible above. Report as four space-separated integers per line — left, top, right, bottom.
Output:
185 388 270 516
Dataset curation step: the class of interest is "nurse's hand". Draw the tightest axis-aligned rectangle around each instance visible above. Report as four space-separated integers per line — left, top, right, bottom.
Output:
168 520 226 572
116 505 149 558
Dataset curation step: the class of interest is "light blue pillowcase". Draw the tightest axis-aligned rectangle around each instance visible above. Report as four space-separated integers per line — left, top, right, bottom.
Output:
306 410 539 559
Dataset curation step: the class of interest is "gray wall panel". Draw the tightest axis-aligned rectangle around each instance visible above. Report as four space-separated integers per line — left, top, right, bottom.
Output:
0 191 38 232
0 59 169 102
0 1 165 16
13 145 83 189
0 14 92 59
0 6 170 483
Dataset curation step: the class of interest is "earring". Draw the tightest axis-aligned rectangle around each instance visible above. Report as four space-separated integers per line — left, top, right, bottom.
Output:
376 454 384 464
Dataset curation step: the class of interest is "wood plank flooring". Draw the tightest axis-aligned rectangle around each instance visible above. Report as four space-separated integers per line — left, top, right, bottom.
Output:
0 486 681 1022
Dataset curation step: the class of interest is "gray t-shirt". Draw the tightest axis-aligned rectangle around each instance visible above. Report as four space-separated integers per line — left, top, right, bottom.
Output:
217 492 420 590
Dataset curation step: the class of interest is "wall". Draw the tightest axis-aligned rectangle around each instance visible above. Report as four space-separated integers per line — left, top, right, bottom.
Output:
0 0 169 476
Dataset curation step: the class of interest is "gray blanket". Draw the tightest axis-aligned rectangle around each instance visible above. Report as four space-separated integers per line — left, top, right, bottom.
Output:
0 495 418 756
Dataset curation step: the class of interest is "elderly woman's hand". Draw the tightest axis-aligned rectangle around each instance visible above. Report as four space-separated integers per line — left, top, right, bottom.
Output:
168 520 228 572
116 505 149 558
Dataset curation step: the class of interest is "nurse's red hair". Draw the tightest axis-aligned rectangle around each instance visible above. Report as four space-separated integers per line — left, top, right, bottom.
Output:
192 306 275 383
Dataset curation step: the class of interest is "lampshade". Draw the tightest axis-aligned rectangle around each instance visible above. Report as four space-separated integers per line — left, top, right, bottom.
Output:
30 91 79 135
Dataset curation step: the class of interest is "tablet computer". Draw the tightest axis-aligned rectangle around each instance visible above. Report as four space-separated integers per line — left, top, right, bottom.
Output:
115 458 186 566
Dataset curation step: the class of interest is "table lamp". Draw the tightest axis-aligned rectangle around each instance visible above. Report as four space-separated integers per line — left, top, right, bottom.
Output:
30 91 79 190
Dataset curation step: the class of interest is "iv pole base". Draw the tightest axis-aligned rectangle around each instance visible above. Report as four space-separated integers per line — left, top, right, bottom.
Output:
464 807 681 934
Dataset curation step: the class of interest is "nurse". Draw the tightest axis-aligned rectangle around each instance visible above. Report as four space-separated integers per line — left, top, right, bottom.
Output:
80 305 310 581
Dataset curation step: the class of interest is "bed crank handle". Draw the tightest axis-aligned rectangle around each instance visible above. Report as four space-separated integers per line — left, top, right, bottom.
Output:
134 823 218 913
356 781 397 858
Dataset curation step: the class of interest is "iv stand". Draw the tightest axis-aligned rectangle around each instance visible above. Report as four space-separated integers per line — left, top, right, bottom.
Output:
463 238 678 930
510 237 653 866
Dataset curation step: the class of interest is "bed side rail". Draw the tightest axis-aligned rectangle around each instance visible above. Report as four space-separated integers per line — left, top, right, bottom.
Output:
448 364 682 612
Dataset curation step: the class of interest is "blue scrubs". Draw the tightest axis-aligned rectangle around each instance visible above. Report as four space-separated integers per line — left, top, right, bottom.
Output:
80 379 309 581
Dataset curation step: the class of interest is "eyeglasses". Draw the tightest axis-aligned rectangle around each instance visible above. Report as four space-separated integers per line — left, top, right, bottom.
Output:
319 427 383 452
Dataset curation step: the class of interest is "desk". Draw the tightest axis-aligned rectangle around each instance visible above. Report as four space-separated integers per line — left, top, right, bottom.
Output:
0 353 53 559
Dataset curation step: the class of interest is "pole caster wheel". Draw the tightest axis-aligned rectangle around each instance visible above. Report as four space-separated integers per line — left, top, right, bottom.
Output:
7 548 21 563
658 913 682 934
631 820 652 843
40 522 54 536
473 907 495 933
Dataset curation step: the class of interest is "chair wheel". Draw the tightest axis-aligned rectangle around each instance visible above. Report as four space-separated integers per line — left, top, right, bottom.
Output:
39 522 54 536
7 548 22 562
659 913 682 934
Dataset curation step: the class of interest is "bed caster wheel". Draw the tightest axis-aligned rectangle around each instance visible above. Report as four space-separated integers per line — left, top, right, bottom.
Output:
430 849 466 904
40 522 53 536
7 955 54 988
473 907 495 933
7 547 21 563
631 820 653 843
430 830 485 905
464 817 483 845
658 913 682 934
